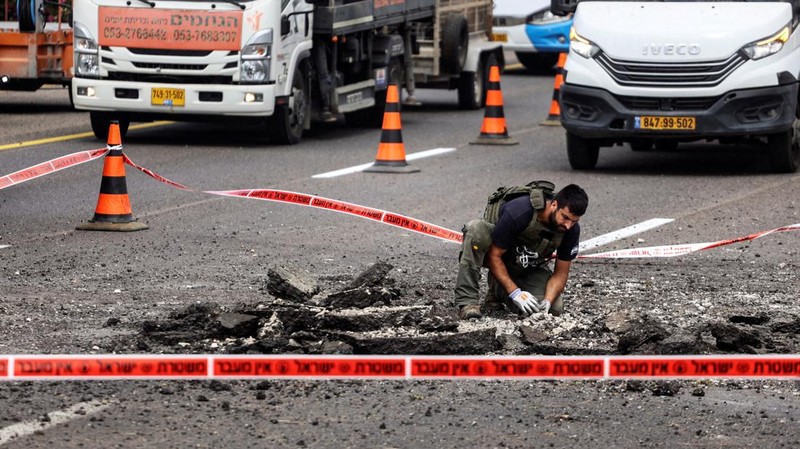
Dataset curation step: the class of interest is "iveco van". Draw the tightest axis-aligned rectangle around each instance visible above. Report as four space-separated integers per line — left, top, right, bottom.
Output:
551 0 800 173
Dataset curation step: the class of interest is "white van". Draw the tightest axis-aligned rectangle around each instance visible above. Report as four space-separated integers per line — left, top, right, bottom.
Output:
551 0 800 173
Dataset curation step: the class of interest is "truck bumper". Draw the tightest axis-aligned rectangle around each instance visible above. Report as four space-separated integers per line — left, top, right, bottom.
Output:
560 82 799 140
72 78 277 118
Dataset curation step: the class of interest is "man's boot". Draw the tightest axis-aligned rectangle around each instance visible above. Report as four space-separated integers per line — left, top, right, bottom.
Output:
454 263 482 320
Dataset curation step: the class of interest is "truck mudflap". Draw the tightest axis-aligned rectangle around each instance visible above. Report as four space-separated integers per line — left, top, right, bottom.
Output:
560 82 800 140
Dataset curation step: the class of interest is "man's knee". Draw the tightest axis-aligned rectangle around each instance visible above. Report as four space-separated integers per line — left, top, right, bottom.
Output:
549 296 563 316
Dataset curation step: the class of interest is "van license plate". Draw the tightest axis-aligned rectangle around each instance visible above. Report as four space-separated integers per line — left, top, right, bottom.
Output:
490 33 507 42
635 116 695 130
151 88 185 107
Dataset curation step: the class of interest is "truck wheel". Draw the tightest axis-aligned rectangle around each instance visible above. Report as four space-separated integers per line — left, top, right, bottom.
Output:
17 0 36 32
516 52 559 72
766 122 800 173
272 65 309 145
90 112 130 141
441 15 469 74
566 132 599 170
458 53 497 110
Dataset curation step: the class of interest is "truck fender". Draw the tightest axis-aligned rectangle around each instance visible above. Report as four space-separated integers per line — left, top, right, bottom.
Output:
462 39 504 73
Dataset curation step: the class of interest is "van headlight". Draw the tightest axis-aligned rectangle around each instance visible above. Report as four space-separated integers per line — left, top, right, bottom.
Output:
240 29 272 84
73 23 99 77
741 25 790 60
570 26 599 59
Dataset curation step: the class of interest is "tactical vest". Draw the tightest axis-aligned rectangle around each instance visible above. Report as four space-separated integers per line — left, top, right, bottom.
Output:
483 180 563 271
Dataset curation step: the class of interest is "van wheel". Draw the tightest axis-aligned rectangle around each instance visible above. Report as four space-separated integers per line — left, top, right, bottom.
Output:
90 112 130 141
458 53 496 110
17 0 36 32
441 14 469 74
272 64 309 145
566 132 599 170
767 121 800 173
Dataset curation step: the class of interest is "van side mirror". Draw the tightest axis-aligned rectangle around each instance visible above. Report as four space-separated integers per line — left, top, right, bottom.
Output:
281 16 291 35
551 0 577 16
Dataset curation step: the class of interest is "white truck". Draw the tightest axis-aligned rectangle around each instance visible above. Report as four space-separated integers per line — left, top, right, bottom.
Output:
551 0 800 173
71 0 502 143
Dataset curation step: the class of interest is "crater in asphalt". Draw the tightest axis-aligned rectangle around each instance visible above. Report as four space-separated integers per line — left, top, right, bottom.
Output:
102 261 800 357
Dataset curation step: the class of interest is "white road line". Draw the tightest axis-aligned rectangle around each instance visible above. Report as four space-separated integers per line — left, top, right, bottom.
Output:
579 218 674 252
0 245 9 249
312 147 456 178
0 400 114 446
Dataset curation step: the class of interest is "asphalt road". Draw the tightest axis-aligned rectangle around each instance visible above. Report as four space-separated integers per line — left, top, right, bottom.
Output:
1 63 799 448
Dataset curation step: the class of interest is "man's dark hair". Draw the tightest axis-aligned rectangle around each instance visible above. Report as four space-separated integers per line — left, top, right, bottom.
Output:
554 184 588 216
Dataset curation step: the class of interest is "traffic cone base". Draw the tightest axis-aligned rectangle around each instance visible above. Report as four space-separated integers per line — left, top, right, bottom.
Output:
365 84 419 173
76 121 148 232
471 65 517 145
540 53 567 126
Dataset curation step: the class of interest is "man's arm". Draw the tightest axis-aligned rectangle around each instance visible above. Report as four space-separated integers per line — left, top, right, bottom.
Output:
486 243 517 295
544 259 572 305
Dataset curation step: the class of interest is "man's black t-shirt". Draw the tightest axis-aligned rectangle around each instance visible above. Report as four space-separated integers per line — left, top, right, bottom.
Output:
491 196 580 261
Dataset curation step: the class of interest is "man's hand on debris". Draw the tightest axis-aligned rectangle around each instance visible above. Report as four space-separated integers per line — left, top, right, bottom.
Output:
509 288 538 316
538 298 551 315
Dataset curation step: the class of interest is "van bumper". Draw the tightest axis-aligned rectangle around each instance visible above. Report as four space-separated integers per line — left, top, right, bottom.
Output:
559 81 799 140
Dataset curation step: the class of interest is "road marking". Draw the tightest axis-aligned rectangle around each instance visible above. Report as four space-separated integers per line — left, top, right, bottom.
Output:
579 218 674 252
0 245 9 250
0 400 114 445
312 147 456 178
0 122 173 152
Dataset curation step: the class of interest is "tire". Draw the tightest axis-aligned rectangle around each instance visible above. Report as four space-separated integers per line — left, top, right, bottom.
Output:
630 139 652 152
90 112 130 141
17 0 36 32
516 52 559 72
766 120 800 173
272 64 310 145
458 53 496 110
441 15 469 74
566 132 600 170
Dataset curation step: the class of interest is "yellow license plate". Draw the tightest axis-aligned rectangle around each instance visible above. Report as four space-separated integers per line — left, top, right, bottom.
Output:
636 116 695 130
151 87 185 107
490 33 508 42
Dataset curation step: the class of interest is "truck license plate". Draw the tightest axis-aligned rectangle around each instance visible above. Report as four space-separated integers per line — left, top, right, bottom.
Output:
151 88 185 107
635 116 695 130
490 33 508 42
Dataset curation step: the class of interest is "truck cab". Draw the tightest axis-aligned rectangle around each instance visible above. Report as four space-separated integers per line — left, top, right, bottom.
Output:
552 0 800 173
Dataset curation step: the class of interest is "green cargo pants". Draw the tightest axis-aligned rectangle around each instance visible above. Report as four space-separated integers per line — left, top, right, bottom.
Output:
454 219 563 316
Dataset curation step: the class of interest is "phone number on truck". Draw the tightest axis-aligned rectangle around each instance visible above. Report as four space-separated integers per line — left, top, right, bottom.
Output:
103 27 237 43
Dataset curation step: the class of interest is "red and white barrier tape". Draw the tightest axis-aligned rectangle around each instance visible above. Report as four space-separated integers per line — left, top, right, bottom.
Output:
580 223 800 259
122 155 464 244
2 354 800 380
2 149 796 257
0 148 108 191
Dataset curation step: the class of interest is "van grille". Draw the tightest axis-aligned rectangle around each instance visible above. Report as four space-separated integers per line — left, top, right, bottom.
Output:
596 52 746 88
616 95 721 111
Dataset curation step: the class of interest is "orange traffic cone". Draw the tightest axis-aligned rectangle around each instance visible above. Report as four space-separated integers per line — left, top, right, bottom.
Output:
470 65 518 145
540 52 567 126
76 121 148 232
364 84 420 173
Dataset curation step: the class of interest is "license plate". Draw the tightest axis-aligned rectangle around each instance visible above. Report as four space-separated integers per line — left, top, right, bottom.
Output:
635 116 695 130
490 33 508 42
151 88 185 107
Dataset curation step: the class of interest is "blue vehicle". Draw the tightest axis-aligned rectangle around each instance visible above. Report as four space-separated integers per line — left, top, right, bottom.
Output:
491 0 572 70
